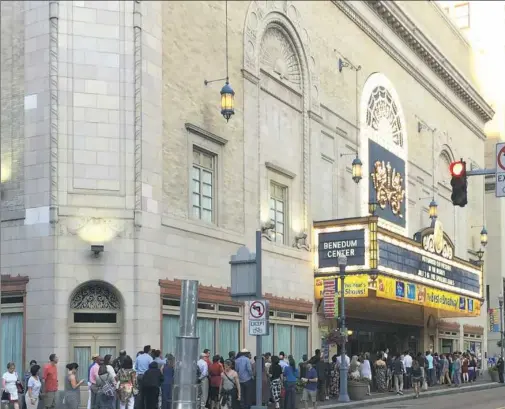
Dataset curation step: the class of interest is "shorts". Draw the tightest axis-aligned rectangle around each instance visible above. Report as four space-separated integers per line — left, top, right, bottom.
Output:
302 389 317 403
43 391 57 409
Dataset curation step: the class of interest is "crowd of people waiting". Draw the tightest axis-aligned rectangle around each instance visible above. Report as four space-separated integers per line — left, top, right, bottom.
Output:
1 346 482 409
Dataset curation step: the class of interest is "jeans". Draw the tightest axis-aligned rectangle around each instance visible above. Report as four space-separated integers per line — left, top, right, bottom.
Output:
453 370 461 385
284 382 296 409
98 394 114 409
394 374 403 392
404 368 412 389
427 369 434 386
240 379 254 409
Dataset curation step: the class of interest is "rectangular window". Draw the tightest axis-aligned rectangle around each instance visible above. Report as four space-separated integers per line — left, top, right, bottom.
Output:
454 2 470 28
262 322 309 358
192 148 215 223
269 182 287 244
74 347 91 382
0 313 23 372
163 314 241 356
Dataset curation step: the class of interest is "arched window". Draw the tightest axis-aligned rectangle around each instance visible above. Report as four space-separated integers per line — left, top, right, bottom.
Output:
70 283 121 323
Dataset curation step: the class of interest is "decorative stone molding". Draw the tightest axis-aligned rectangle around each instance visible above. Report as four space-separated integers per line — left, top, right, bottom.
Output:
332 1 490 139
133 0 143 227
244 0 321 232
463 324 484 335
437 321 460 332
159 279 313 313
1 275 29 294
70 283 121 310
265 161 296 179
365 1 494 123
185 123 228 146
49 1 59 223
61 217 125 242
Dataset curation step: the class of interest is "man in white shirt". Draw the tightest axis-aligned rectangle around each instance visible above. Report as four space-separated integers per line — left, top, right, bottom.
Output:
336 353 350 367
197 353 209 409
403 351 413 390
279 351 289 369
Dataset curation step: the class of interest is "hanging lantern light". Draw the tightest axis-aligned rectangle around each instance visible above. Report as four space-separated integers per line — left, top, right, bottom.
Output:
480 226 488 247
428 199 438 219
351 156 363 184
220 80 235 122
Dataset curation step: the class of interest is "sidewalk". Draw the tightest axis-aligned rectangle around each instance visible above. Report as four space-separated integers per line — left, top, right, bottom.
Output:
312 379 504 408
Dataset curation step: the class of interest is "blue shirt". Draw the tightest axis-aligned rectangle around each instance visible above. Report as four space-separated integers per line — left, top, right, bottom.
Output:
305 368 317 391
234 356 253 383
426 355 434 370
135 353 154 375
283 365 299 382
87 363 95 382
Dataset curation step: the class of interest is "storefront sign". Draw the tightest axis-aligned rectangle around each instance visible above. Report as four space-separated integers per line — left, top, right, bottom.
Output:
323 280 338 318
315 275 369 300
317 230 366 269
489 309 500 332
376 275 480 316
379 240 480 295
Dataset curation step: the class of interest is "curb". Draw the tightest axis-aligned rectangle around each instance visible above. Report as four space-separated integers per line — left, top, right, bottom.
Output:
318 382 505 408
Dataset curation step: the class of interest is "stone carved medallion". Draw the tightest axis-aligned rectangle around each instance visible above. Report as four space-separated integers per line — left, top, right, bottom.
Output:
366 86 404 148
70 284 121 310
260 27 301 88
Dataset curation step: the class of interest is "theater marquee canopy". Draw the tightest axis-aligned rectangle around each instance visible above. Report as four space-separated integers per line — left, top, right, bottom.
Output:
313 216 483 317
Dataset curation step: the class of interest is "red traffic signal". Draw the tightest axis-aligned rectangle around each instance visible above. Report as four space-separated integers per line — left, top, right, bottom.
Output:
449 161 466 178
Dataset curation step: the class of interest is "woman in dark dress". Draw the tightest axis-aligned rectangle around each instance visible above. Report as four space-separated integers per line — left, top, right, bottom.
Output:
374 354 388 393
329 355 339 397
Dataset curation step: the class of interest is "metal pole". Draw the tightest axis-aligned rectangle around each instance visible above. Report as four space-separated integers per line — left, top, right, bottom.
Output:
172 280 200 409
254 230 264 409
338 262 350 402
500 301 504 359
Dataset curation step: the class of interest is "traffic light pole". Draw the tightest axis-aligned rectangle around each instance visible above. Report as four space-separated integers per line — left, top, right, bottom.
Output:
466 168 496 177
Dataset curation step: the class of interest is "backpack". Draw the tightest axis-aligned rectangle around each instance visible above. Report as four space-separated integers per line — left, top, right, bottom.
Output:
97 374 115 398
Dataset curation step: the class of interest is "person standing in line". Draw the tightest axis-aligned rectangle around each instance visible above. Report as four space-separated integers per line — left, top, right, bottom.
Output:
452 353 462 387
2 362 21 409
23 361 39 409
301 363 318 409
402 352 412 390
425 351 434 387
141 362 163 409
283 356 298 409
234 350 253 409
64 363 84 409
161 355 174 409
197 354 209 409
89 355 101 409
25 364 42 409
134 346 153 409
117 356 137 409
411 360 422 398
393 355 404 396
42 354 59 409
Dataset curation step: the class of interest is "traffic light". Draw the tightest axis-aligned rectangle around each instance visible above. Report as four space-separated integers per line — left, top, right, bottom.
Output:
450 160 467 207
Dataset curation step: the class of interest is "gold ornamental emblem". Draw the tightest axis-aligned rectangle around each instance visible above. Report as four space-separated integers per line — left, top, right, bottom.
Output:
433 220 444 254
371 160 406 218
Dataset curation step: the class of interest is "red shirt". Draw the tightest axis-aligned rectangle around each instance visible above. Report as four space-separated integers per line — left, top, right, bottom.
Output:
209 362 223 388
43 364 58 392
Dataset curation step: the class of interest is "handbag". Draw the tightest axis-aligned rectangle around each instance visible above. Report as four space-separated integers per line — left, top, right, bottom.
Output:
102 381 116 398
1 390 11 401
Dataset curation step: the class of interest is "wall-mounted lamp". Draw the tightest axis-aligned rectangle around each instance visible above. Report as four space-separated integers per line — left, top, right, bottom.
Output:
337 57 361 73
203 1 234 122
340 152 363 184
91 244 104 257
293 231 310 251
261 220 275 241
428 199 438 220
471 225 488 247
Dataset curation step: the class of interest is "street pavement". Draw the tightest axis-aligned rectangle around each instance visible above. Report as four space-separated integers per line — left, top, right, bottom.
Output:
313 379 504 409
364 385 505 408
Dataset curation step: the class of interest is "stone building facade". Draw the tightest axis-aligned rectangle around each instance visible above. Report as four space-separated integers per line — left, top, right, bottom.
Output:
0 0 496 381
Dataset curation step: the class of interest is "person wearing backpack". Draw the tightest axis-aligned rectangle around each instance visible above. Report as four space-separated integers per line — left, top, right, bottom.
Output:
95 360 116 409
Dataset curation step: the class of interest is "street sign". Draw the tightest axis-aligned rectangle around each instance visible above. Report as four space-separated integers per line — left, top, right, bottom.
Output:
496 142 505 198
248 299 269 336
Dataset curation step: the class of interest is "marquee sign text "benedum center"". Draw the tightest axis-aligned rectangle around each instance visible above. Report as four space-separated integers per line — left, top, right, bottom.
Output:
317 230 366 269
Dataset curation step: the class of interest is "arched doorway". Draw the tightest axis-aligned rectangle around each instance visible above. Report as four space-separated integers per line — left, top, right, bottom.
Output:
68 282 123 384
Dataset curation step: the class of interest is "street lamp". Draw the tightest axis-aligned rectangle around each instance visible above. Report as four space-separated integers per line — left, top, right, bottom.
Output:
351 156 363 184
480 227 488 247
499 294 504 360
337 255 350 403
220 81 235 122
368 201 378 216
428 199 438 220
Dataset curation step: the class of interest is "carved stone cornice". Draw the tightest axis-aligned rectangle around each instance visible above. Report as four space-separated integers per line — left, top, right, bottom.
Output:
1 274 29 294
331 1 493 140
364 0 494 123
